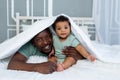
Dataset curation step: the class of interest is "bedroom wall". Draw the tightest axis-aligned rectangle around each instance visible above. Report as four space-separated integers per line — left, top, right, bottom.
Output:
53 0 93 17
0 0 7 43
0 0 93 43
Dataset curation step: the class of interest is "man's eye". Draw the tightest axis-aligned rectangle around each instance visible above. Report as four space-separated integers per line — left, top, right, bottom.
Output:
46 36 49 39
36 39 42 42
46 36 51 39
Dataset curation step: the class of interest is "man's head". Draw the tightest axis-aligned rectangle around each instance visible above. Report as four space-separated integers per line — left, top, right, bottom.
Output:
32 28 53 55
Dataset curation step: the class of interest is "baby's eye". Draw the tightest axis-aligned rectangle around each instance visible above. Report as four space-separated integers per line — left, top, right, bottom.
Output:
56 27 61 30
65 26 68 29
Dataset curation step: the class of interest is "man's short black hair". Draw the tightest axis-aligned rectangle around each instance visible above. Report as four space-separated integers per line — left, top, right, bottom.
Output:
31 28 52 43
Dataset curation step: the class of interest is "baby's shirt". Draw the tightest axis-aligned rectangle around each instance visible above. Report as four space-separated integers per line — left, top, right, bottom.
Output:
53 34 80 63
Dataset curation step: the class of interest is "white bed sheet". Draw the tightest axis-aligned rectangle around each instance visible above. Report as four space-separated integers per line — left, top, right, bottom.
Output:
0 53 120 80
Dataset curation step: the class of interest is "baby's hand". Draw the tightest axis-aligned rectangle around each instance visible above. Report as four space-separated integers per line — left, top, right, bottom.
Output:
57 63 64 72
87 55 96 62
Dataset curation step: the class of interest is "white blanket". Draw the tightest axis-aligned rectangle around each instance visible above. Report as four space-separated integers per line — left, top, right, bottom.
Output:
0 14 120 80
0 14 120 63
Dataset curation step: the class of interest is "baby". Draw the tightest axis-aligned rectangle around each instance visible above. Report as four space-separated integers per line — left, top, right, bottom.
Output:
52 15 96 71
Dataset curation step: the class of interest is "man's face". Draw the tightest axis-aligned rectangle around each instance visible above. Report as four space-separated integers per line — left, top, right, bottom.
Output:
33 29 53 55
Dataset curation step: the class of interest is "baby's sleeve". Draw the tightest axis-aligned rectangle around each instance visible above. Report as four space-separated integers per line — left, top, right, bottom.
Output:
71 38 80 47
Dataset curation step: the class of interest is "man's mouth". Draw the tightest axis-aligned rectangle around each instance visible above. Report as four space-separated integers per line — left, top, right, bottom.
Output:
42 44 52 53
44 45 50 49
38 43 52 54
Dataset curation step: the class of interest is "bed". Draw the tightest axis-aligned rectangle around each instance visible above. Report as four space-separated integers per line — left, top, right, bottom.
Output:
0 14 120 80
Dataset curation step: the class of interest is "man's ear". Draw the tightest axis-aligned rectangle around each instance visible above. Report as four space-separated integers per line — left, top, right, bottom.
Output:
30 39 34 44
30 39 36 48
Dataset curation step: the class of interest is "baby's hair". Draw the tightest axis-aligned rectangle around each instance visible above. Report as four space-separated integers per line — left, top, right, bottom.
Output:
52 15 71 30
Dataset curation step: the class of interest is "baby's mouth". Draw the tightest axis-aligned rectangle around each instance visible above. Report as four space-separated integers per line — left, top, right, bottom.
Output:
61 33 66 36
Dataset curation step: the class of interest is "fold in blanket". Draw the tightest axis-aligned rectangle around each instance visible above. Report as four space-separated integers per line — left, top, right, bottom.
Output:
0 14 120 63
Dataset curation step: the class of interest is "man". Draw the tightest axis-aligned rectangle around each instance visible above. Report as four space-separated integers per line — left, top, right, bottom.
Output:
7 28 82 74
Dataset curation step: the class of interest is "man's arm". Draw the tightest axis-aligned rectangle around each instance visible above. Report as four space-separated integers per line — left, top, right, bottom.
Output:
7 52 57 74
48 47 57 63
62 46 84 62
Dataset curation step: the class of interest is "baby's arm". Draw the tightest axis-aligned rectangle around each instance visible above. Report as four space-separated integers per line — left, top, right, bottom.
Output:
57 57 75 72
75 45 96 62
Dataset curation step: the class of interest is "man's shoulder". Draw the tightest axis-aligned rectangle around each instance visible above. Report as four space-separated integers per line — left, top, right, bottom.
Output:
18 41 37 58
19 41 35 52
23 41 34 47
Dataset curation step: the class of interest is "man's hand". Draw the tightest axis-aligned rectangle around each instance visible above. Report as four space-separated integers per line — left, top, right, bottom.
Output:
48 47 57 64
62 46 83 62
48 56 57 64
48 47 55 57
34 61 57 74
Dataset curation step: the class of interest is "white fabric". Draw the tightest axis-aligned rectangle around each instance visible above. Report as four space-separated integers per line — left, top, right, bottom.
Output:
93 0 120 45
0 14 120 80
0 14 120 63
0 56 120 80
0 17 56 59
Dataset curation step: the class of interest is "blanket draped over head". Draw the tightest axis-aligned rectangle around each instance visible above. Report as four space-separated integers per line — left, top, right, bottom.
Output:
0 14 120 63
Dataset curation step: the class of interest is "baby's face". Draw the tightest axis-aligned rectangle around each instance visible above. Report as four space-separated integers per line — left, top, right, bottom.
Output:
55 21 71 40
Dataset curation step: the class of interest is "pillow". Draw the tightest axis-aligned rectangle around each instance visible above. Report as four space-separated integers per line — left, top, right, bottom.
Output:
79 26 90 37
21 25 31 31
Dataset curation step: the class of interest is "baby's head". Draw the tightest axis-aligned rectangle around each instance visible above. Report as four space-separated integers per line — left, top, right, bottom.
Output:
52 15 71 39
52 15 71 29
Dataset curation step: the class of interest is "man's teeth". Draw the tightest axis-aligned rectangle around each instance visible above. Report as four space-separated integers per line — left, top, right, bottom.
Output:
44 45 49 49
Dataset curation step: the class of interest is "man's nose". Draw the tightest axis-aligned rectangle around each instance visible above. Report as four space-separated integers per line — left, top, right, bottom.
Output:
43 39 48 44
